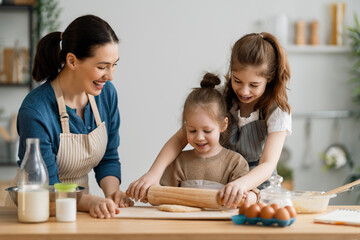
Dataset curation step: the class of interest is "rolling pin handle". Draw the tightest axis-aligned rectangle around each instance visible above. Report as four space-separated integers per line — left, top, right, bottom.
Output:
125 189 149 202
216 192 224 206
216 191 245 208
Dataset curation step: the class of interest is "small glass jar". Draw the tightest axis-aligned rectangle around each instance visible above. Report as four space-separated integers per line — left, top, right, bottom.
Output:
54 183 78 222
260 175 293 207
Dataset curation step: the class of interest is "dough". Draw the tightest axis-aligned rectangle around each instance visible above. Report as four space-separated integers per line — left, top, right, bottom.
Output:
158 204 202 212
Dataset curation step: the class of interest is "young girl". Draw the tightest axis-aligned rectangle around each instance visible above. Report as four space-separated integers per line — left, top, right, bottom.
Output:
160 73 258 206
127 32 291 208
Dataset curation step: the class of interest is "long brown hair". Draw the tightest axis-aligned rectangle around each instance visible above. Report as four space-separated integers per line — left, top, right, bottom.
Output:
224 32 291 120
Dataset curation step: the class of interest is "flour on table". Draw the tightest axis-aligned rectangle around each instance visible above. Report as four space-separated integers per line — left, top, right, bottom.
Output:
158 205 202 212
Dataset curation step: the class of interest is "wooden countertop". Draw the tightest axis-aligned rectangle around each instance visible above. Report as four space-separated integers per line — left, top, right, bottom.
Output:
1 205 360 240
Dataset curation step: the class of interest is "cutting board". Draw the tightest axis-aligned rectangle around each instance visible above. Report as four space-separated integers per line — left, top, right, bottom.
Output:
115 206 238 220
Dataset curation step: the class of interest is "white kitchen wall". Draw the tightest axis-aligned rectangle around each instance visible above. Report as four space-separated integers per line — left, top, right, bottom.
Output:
1 0 360 204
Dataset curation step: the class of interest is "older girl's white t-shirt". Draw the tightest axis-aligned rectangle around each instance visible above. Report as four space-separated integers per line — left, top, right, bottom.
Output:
237 107 292 135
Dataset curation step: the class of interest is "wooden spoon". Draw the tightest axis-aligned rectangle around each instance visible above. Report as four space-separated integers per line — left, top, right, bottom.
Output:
322 179 360 196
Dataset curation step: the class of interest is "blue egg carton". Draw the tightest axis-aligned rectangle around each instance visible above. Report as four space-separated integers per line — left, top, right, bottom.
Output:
231 214 296 227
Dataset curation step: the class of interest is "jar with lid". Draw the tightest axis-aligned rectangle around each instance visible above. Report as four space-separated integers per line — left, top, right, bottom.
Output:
260 175 293 207
54 183 78 222
17 138 49 223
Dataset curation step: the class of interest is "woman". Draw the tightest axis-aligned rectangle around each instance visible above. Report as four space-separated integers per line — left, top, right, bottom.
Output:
12 15 132 218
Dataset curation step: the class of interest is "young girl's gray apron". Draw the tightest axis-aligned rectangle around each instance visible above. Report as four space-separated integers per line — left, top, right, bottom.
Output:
225 104 276 189
180 180 224 190
4 79 108 206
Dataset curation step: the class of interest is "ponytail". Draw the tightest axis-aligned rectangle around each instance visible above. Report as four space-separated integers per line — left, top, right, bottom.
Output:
32 31 62 82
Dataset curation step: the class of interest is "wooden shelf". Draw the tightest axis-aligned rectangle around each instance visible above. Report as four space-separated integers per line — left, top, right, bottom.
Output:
285 45 351 54
0 4 34 90
0 83 29 88
0 4 33 10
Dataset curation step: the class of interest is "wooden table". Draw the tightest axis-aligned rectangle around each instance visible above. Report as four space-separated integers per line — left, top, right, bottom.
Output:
0 206 359 240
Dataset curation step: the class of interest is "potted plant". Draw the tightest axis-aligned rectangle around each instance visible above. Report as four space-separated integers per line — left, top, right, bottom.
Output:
277 148 294 190
30 0 61 88
277 162 293 190
34 0 62 42
348 13 360 111
346 12 360 202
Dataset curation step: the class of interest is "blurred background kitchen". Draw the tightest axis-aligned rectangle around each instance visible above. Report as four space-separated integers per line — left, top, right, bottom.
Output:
0 0 360 205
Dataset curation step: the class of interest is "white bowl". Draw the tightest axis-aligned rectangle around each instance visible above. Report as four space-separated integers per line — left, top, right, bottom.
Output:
6 185 86 216
291 191 337 213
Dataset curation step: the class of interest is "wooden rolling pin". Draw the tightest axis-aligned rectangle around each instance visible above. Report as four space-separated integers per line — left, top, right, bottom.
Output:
128 186 244 209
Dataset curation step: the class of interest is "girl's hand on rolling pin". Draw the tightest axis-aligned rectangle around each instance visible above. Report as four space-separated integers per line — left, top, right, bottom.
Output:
126 172 161 202
108 190 134 208
89 196 120 219
219 182 247 208
244 191 257 205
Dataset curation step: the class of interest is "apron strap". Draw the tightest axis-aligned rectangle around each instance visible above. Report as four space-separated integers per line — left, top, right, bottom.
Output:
88 94 102 127
51 79 103 133
51 79 70 134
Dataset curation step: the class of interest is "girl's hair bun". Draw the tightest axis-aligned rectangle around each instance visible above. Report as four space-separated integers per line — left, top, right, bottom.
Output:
200 72 221 89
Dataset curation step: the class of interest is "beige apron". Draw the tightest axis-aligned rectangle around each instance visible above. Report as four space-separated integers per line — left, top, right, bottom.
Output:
4 79 108 206
52 79 108 188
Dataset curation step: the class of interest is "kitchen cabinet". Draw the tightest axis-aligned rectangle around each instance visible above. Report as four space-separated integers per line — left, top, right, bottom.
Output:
0 3 34 90
283 40 358 205
0 3 34 167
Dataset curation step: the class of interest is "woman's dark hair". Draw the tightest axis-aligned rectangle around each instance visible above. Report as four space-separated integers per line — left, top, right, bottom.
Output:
32 14 119 82
182 73 229 144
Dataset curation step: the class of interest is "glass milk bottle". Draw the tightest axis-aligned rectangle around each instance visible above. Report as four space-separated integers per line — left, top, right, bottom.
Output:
17 138 49 223
54 183 78 222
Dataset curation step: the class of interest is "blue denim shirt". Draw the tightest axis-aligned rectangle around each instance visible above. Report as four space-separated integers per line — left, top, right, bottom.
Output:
17 81 121 185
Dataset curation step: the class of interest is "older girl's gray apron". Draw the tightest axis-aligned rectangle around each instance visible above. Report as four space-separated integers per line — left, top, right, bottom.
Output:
225 104 276 189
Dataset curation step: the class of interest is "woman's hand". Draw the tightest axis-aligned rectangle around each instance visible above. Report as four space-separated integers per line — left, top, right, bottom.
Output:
219 181 248 208
126 172 161 202
107 190 134 208
87 195 120 219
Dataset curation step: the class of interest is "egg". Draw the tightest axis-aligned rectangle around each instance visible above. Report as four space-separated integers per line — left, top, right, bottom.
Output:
259 205 276 219
270 203 279 213
245 204 261 218
275 207 291 221
257 202 265 209
238 202 250 215
285 205 297 218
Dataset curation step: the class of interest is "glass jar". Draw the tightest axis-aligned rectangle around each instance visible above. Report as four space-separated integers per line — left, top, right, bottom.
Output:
54 183 78 222
260 175 293 207
17 138 49 223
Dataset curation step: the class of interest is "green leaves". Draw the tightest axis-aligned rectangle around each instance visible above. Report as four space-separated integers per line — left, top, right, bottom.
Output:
34 0 62 43
348 13 360 110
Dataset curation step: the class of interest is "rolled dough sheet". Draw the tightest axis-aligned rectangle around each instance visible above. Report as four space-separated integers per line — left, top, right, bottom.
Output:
114 206 237 220
159 204 202 212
